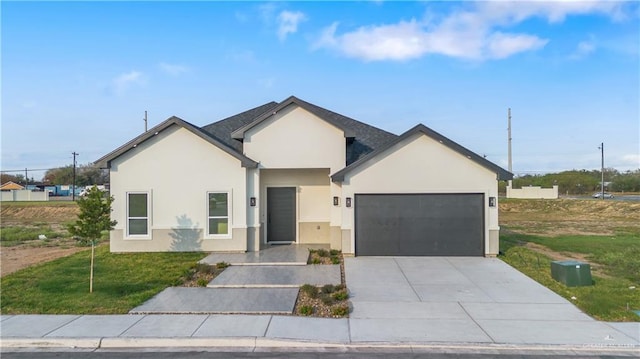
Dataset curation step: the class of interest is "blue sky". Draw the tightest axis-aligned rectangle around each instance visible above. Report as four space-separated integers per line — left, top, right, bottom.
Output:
2 1 639 181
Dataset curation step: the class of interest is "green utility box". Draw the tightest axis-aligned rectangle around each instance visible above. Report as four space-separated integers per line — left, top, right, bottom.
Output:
551 260 592 287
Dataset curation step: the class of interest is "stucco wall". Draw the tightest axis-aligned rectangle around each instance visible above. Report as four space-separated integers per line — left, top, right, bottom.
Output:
340 133 500 256
109 125 248 252
260 169 331 245
243 105 345 172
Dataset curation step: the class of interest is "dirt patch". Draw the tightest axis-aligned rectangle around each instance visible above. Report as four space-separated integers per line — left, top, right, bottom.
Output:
1 204 79 225
500 198 640 237
522 242 610 278
1 203 82 276
1 240 89 276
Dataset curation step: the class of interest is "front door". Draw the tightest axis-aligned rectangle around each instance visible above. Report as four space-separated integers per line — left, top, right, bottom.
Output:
267 187 296 243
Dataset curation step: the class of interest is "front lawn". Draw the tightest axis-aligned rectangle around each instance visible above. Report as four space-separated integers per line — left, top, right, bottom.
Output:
500 231 640 322
1 246 205 314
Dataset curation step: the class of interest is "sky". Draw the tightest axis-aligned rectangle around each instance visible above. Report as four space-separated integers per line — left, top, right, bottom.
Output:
2 1 639 181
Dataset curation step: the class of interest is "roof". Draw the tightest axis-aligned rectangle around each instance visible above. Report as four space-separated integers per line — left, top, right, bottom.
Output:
203 96 397 165
201 102 279 153
331 124 514 182
1 181 25 190
95 116 259 169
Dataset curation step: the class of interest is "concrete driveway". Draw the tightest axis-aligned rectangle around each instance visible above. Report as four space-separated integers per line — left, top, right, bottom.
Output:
344 256 639 345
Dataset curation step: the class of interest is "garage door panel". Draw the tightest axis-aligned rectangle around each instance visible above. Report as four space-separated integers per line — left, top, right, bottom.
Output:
355 193 484 256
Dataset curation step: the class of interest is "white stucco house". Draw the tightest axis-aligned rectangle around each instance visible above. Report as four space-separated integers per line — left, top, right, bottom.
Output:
96 96 512 256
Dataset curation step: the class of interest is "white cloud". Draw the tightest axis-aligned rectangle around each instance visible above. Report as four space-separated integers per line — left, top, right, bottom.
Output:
277 10 306 41
620 154 640 168
314 1 630 62
111 70 144 95
570 39 597 59
158 62 189 76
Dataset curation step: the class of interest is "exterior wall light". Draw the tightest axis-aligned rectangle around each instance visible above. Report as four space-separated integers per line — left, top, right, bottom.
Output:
346 197 352 208
250 197 256 207
489 197 496 207
333 196 339 206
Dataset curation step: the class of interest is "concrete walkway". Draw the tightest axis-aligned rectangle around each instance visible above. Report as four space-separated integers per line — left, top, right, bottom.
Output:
1 252 639 355
129 244 340 314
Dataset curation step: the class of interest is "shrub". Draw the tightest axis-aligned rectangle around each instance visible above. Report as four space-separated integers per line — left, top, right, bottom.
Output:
311 258 321 264
215 261 230 270
330 249 340 256
335 284 345 291
331 257 341 265
300 284 319 298
299 305 313 316
321 284 335 294
316 249 329 257
331 305 349 317
320 294 335 306
196 278 209 287
332 291 349 301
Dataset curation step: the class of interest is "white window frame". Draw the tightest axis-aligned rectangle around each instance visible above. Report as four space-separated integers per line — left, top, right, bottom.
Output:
126 191 151 239
206 191 232 239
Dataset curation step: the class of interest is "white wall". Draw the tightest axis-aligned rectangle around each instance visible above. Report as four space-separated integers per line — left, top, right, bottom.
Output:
507 185 559 199
109 125 248 252
243 105 345 173
340 133 500 255
1 190 49 202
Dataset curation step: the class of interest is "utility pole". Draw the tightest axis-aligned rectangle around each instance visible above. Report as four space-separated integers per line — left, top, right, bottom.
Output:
507 108 513 188
144 111 148 132
25 168 28 188
72 151 79 201
598 143 604 200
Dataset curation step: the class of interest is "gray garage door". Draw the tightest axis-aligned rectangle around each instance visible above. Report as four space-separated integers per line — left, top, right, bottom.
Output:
355 193 484 256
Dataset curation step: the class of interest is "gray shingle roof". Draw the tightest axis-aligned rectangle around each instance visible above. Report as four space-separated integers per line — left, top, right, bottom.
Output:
201 102 279 153
201 96 398 165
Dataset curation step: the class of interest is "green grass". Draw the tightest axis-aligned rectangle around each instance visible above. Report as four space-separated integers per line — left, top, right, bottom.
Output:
0 225 67 246
500 231 640 322
0 246 205 314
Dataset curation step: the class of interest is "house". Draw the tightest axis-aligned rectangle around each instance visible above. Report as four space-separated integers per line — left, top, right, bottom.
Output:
96 96 512 256
1 181 25 191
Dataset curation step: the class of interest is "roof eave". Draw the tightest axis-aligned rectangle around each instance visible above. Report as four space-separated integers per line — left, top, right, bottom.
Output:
95 116 258 169
331 124 512 183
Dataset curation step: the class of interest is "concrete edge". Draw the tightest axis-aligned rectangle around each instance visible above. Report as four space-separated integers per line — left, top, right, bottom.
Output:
100 337 257 349
2 337 639 355
206 284 300 288
0 338 101 349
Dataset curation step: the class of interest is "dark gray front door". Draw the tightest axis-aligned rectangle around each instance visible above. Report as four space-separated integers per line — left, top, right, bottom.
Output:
355 193 484 256
267 187 296 243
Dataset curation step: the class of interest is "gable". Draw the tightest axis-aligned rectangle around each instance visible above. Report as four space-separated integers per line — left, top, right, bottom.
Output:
242 104 346 171
95 116 257 169
336 132 499 190
333 124 512 182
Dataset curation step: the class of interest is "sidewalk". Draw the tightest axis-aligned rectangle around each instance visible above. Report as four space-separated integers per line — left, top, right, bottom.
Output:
1 313 638 355
1 247 639 355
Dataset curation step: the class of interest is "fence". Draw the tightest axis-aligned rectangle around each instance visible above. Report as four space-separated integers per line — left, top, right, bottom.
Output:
1 190 49 202
506 185 559 199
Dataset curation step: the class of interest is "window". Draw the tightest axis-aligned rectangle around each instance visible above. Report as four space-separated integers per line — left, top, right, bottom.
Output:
127 192 149 236
208 192 230 236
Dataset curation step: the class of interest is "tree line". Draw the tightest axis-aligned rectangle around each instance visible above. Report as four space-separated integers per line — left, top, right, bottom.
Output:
1 164 108 187
502 169 640 194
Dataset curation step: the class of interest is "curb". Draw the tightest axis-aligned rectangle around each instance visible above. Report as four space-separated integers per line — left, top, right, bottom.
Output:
2 337 639 355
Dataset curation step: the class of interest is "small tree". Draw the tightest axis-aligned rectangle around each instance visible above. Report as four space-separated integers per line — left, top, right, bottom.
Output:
67 186 117 293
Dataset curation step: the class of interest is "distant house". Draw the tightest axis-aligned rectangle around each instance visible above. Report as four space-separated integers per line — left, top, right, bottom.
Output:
96 96 512 257
0 181 25 191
